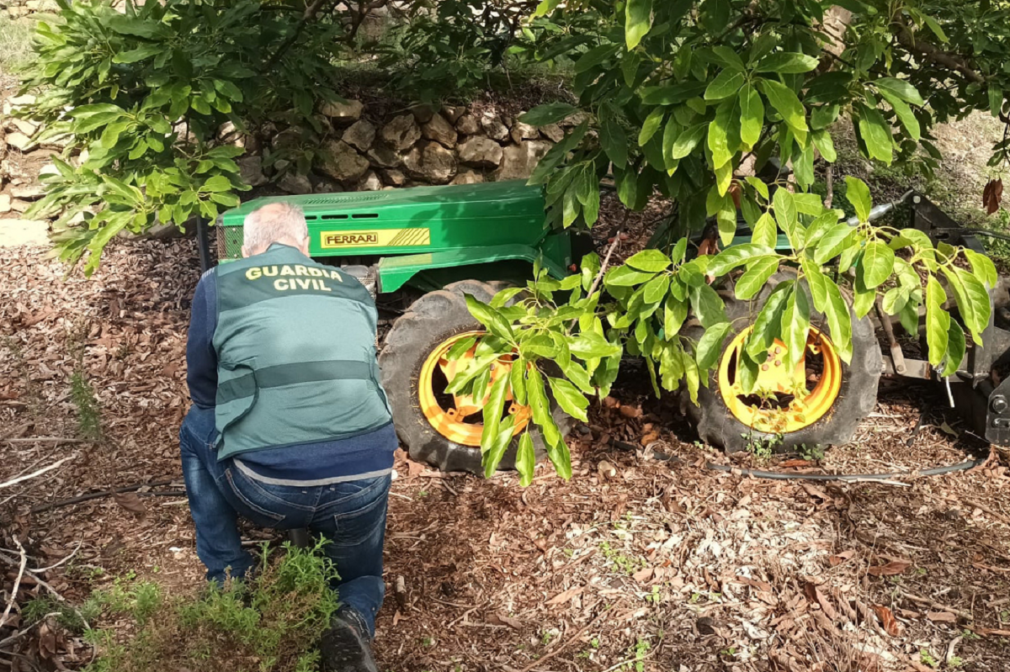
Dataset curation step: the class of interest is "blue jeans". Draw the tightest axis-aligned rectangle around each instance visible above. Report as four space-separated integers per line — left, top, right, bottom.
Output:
179 408 389 637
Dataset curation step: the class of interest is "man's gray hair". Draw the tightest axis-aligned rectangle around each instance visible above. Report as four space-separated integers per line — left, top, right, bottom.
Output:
242 202 309 254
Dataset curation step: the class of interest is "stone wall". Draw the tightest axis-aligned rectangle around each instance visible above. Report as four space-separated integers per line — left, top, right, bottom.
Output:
1 0 57 18
239 99 575 196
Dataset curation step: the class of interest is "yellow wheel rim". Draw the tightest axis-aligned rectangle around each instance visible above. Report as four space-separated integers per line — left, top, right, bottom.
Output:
717 326 843 434
418 331 531 447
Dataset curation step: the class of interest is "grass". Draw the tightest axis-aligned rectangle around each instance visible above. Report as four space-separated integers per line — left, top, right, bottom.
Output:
81 540 340 672
0 14 34 73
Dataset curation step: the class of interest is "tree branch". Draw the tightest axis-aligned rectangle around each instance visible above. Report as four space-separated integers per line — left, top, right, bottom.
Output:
895 24 984 85
265 0 339 69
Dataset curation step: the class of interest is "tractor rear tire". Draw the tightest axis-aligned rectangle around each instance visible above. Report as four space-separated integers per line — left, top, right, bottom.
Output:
682 273 882 453
379 280 571 474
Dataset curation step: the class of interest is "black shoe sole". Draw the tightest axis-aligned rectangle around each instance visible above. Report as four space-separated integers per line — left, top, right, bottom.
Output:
319 616 379 672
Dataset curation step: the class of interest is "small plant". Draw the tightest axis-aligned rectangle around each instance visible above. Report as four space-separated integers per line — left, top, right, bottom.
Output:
644 585 662 605
720 647 738 658
421 636 435 647
962 628 981 641
920 649 938 669
599 541 646 576
620 638 650 672
22 595 101 633
949 656 963 668
746 435 781 461
540 630 553 646
797 443 826 461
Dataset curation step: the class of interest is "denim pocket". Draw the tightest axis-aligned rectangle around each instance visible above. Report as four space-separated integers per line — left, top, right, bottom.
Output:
225 468 285 524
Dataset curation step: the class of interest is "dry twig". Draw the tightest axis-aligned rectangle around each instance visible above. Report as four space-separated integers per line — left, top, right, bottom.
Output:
0 455 76 490
0 538 27 630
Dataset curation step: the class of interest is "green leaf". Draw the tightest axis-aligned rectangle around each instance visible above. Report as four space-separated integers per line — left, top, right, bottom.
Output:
483 416 516 479
878 89 920 140
465 294 515 341
670 123 707 160
548 377 589 422
802 258 829 312
925 276 950 367
780 285 810 367
638 108 665 146
812 129 837 162
823 277 853 362
689 284 727 328
858 105 893 164
923 16 948 43
696 322 733 370
942 321 965 378
625 0 653 49
755 52 819 74
606 265 656 287
772 187 798 243
751 212 777 248
882 287 908 315
708 98 738 169
758 79 807 133
736 256 780 300
643 274 671 304
202 175 233 193
710 45 745 72
844 177 872 222
481 371 511 450
739 84 764 148
640 81 709 105
900 295 921 337
708 243 775 276
664 297 688 337
859 241 895 289
515 432 535 487
520 103 579 126
745 177 770 201
875 78 925 107
811 104 840 130
705 70 746 101
805 211 841 248
747 282 792 358
446 336 477 360
112 44 162 64
626 249 671 272
569 332 622 359
510 360 528 406
965 249 998 289
546 432 572 481
574 44 619 73
600 112 629 170
955 267 991 341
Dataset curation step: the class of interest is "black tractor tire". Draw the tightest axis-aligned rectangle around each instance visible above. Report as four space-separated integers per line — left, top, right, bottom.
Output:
379 280 572 474
682 272 882 453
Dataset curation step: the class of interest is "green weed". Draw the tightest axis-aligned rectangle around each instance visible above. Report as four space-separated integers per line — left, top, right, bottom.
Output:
599 541 646 576
0 14 33 71
919 649 938 668
70 369 102 440
83 540 340 672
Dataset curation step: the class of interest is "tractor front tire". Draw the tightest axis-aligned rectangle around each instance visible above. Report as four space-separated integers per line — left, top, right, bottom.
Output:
682 273 882 453
380 280 571 474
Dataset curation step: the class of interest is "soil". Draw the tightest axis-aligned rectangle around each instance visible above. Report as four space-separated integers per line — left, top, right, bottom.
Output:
2 234 1010 672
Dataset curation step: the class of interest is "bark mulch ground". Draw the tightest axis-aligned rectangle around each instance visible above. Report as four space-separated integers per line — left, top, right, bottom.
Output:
3 238 1010 672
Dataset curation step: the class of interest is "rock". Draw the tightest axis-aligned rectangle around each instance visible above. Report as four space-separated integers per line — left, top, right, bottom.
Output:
26 0 41 10
450 170 484 185
237 156 268 187
481 113 509 142
511 118 539 143
443 106 465 123
380 114 421 151
320 99 363 123
409 105 435 124
359 170 383 191
217 121 244 148
10 119 37 137
271 128 302 151
493 140 553 181
0 219 48 247
278 172 313 195
0 195 10 214
381 169 406 187
457 136 503 168
541 123 565 143
7 7 31 18
11 185 44 200
421 114 457 149
38 163 59 179
561 111 590 128
10 199 31 213
320 140 370 184
342 120 376 153
309 174 343 194
366 142 401 168
455 114 479 135
6 132 36 152
403 141 456 184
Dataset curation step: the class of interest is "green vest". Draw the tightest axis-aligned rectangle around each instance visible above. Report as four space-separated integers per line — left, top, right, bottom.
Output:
212 244 391 460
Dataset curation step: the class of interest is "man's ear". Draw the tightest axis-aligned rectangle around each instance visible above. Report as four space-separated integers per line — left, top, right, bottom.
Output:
241 246 251 258
299 237 310 256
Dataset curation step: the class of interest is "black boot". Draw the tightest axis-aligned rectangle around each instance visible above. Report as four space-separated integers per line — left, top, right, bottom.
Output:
319 608 379 672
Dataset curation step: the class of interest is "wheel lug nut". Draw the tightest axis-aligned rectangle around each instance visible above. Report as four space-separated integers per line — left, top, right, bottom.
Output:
774 360 781 367
761 364 770 371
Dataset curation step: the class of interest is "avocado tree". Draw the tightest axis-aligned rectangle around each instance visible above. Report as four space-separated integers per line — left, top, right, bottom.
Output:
452 0 1010 482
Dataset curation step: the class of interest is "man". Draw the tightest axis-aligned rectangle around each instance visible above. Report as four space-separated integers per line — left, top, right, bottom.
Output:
179 202 396 672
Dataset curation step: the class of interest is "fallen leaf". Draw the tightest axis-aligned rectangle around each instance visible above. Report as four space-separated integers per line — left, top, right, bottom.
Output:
406 460 425 478
546 586 583 606
804 582 839 621
872 605 900 636
632 566 654 584
867 559 911 576
112 492 147 517
926 611 958 623
984 178 1004 215
488 613 522 630
828 549 856 567
779 459 812 468
618 405 642 419
939 421 959 437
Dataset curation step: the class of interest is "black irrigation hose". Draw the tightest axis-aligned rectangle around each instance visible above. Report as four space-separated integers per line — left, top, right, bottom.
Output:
612 439 988 482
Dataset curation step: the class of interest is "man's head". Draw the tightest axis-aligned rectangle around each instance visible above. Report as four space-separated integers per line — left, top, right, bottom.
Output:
241 202 310 257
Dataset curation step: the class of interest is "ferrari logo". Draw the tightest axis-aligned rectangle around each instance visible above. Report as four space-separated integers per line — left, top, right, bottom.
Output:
320 228 431 249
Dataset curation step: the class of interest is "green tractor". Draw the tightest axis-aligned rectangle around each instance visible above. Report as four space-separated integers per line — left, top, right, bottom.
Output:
213 180 1010 473
214 180 583 473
